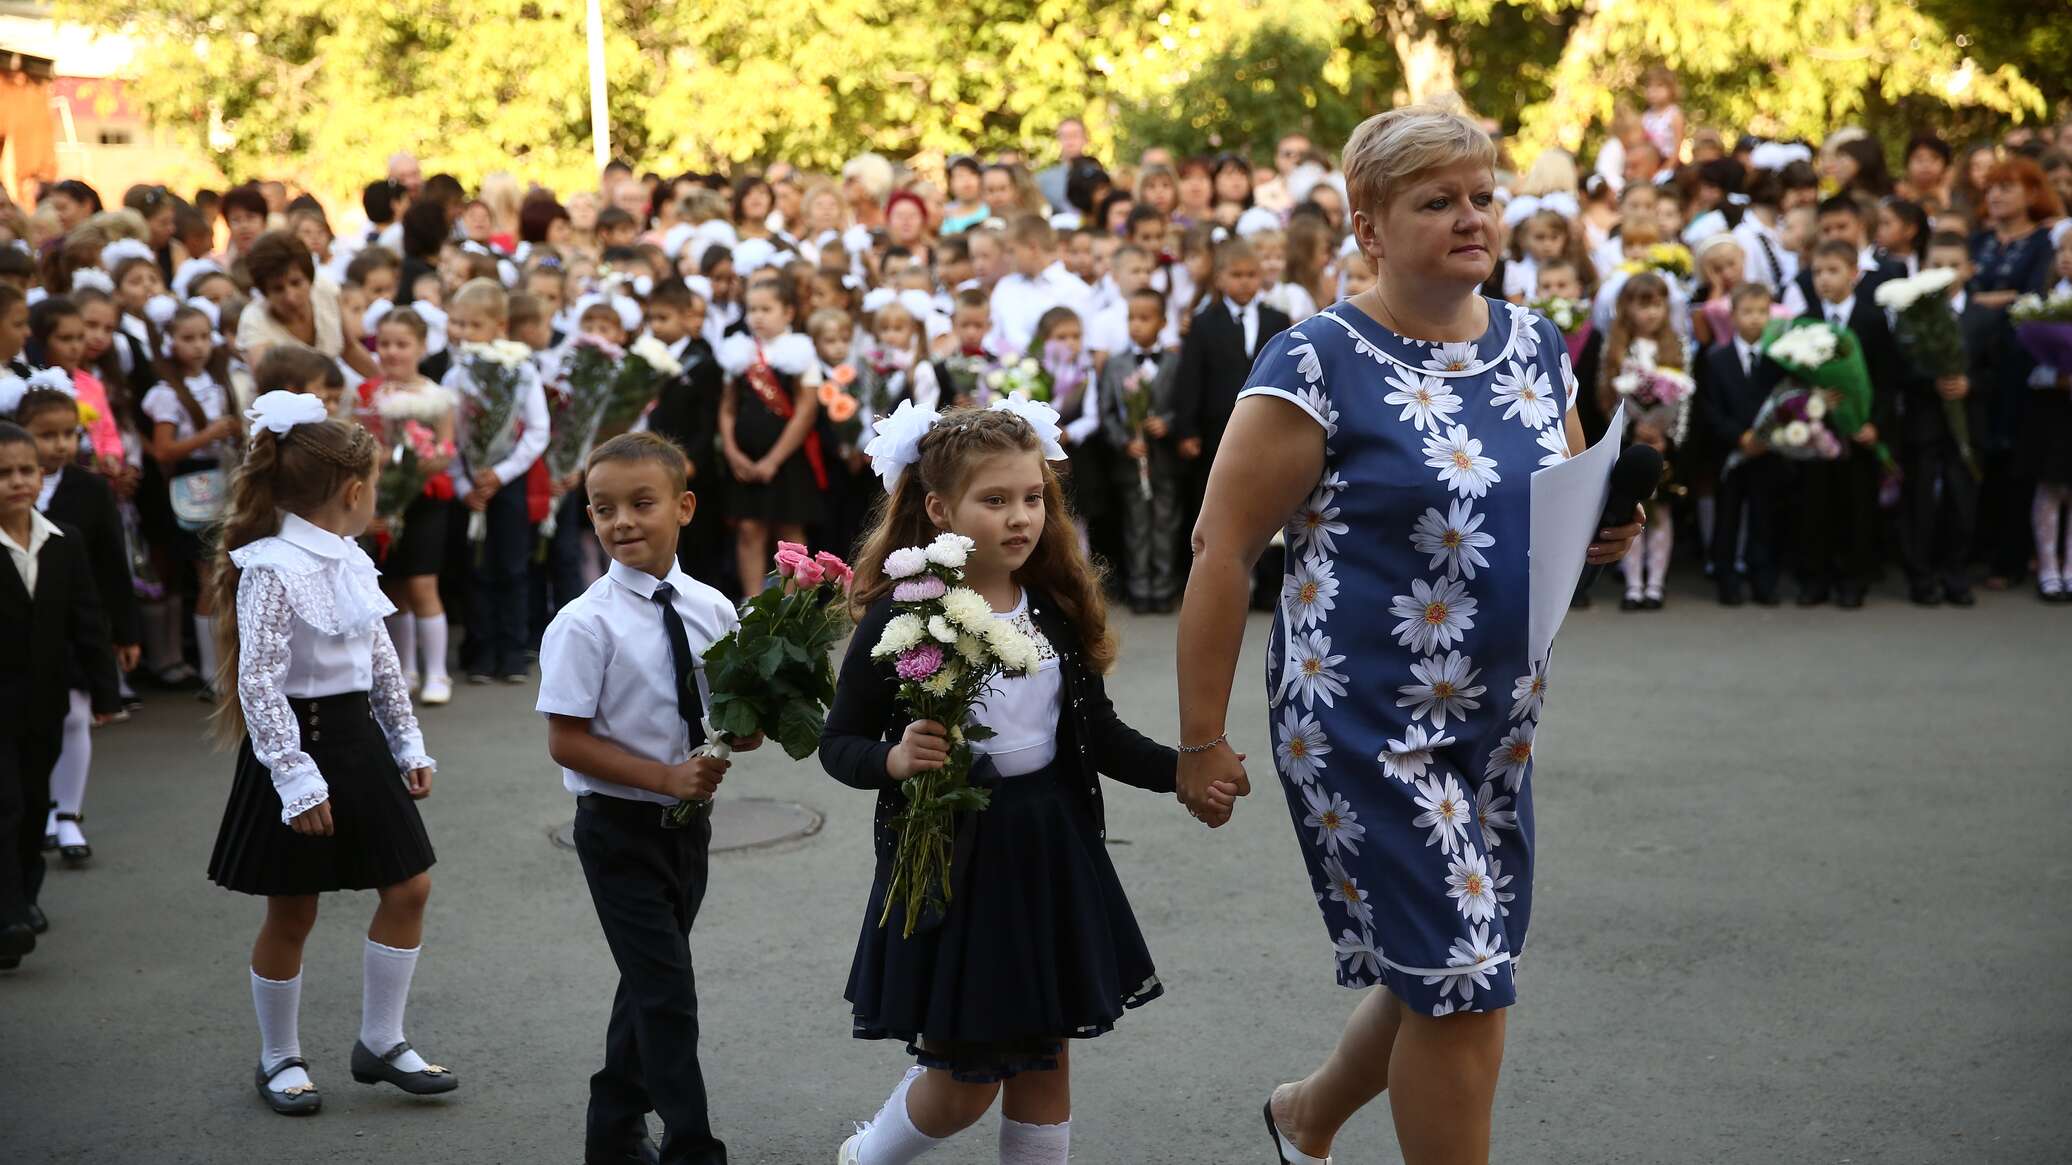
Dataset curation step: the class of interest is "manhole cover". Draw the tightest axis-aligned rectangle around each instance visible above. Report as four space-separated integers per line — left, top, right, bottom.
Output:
550 797 824 853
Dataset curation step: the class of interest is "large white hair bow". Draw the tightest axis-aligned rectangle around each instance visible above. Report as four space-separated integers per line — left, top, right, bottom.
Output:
989 392 1069 463
732 238 778 277
100 238 155 273
1748 142 1813 173
1501 191 1581 228
171 257 224 300
860 287 897 316
863 398 940 491
69 268 115 294
0 368 67 416
1235 205 1282 238
143 293 180 329
245 389 329 437
683 275 714 305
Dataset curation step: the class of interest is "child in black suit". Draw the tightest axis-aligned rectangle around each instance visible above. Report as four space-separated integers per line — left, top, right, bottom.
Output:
18 388 139 866
1701 284 1789 605
1174 237 1290 568
1897 234 1995 606
1099 287 1184 611
640 279 732 595
1798 239 1898 608
0 421 120 968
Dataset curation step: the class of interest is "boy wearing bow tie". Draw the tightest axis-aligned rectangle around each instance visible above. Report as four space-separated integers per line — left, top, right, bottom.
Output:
1100 288 1183 612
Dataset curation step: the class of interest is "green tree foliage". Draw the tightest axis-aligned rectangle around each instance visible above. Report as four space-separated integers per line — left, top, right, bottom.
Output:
56 0 2066 198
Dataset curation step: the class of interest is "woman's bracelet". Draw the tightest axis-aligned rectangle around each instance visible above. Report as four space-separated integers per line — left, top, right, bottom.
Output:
1176 732 1227 755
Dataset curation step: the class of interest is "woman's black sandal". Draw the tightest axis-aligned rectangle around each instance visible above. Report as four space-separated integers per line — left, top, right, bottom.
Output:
254 1057 322 1116
350 1040 459 1095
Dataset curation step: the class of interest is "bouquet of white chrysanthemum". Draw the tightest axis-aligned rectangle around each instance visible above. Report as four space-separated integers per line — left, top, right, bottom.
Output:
457 340 536 542
601 334 684 428
869 530 1041 935
980 355 1048 406
1875 267 1977 479
1528 295 1589 335
2011 289 2072 371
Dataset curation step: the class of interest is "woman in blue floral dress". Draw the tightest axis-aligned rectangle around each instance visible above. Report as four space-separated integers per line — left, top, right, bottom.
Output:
1176 107 1642 1165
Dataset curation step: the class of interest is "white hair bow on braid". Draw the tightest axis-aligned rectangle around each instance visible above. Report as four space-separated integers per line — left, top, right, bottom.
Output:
1235 206 1282 238
571 291 644 334
244 389 329 438
171 257 224 300
69 268 115 294
100 238 155 273
0 368 78 416
1501 192 1581 229
159 296 224 358
861 392 1071 493
860 287 897 316
1748 142 1813 173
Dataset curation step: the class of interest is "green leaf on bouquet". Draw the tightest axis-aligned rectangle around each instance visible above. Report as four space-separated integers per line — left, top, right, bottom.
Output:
777 699 825 760
960 723 997 742
716 699 762 741
756 636 788 675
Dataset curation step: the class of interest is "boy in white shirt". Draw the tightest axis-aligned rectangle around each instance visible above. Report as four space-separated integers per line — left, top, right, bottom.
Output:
442 279 550 682
538 432 754 1165
987 214 1092 356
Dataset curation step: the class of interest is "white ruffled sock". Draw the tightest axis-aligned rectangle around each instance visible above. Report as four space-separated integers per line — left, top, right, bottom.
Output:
416 614 449 682
360 939 430 1072
998 1116 1070 1163
194 614 219 690
386 613 417 681
858 1066 942 1164
251 969 312 1093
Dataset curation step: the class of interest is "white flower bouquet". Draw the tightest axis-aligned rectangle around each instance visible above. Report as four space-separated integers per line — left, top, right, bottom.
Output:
1875 267 1977 478
2010 289 2072 371
869 530 1042 935
980 356 1048 406
457 340 535 542
1610 339 1695 444
602 333 684 428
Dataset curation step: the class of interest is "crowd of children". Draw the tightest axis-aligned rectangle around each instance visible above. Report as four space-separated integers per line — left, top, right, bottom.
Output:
1 82 2070 1161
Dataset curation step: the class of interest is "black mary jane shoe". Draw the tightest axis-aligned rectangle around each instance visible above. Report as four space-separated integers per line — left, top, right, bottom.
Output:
584 1134 661 1165
351 1040 459 1095
26 904 47 935
55 813 91 868
255 1056 322 1116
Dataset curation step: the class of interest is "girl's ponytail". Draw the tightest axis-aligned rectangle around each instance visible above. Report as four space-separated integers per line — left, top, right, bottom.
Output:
208 418 379 748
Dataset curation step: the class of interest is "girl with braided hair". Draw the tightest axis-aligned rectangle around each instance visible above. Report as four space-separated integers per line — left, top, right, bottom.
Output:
203 392 459 1116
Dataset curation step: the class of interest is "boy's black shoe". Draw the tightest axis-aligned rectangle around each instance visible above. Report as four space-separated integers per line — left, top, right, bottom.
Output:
1836 585 1866 609
1751 587 1782 607
26 904 46 934
584 1134 661 1165
1129 598 1154 615
1717 583 1745 607
1943 586 1976 607
1908 584 1942 607
1796 586 1830 607
466 672 496 685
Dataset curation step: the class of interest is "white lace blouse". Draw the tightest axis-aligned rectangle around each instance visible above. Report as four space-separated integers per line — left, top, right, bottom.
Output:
968 591 1062 778
230 513 434 823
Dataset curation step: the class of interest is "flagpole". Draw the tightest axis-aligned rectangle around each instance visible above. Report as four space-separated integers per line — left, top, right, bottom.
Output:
586 0 610 176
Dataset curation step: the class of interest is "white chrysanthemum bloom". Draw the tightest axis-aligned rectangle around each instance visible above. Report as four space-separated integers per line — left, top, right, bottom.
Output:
1288 629 1349 709
1411 500 1494 581
1379 723 1455 783
1322 856 1374 926
927 615 957 644
1423 425 1501 499
1388 575 1478 655
921 662 961 697
1536 425 1571 468
1485 722 1536 792
1395 650 1485 730
1473 782 1517 846
1492 362 1558 429
884 547 928 579
1781 420 1813 447
925 532 975 568
1302 784 1365 856
629 334 682 376
1383 368 1462 433
941 587 993 633
1446 851 1499 922
1289 493 1349 556
1413 773 1473 855
1509 660 1548 721
954 634 987 666
1275 704 1332 785
873 613 925 657
1284 554 1340 629
1423 340 1479 373
1803 393 1827 421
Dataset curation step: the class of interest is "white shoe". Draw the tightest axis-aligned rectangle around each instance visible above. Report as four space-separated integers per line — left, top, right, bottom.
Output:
837 1127 865 1164
404 670 420 694
419 675 453 706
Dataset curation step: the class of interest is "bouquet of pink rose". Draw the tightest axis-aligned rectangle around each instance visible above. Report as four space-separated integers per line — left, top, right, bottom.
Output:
1119 367 1156 500
869 531 1042 935
662 542 855 828
1609 338 1695 444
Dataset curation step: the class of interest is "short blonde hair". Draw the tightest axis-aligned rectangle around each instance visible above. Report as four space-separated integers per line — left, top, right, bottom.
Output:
1342 105 1497 219
451 277 509 321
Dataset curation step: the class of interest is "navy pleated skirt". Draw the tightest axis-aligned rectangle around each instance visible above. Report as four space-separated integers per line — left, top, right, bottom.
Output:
207 691 436 896
846 760 1163 1082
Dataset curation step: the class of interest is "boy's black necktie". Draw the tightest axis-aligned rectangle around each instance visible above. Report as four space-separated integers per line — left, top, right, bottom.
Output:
652 582 707 733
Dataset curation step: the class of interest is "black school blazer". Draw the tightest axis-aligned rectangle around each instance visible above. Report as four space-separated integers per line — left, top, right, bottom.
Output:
0 521 120 733
819 589 1176 864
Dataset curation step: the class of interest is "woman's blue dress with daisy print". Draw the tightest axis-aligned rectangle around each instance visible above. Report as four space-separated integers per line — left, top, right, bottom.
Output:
1238 297 1575 1017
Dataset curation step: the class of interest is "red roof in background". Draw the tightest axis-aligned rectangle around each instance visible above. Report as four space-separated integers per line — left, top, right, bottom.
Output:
51 75 134 122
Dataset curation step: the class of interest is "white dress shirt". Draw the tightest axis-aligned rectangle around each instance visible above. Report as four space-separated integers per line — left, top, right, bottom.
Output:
969 590 1061 778
537 560 740 805
1734 216 1798 295
1 508 60 594
988 262 1094 356
229 513 434 822
1225 295 1261 356
141 373 230 442
1734 336 1760 379
1824 296 1855 329
443 357 549 487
